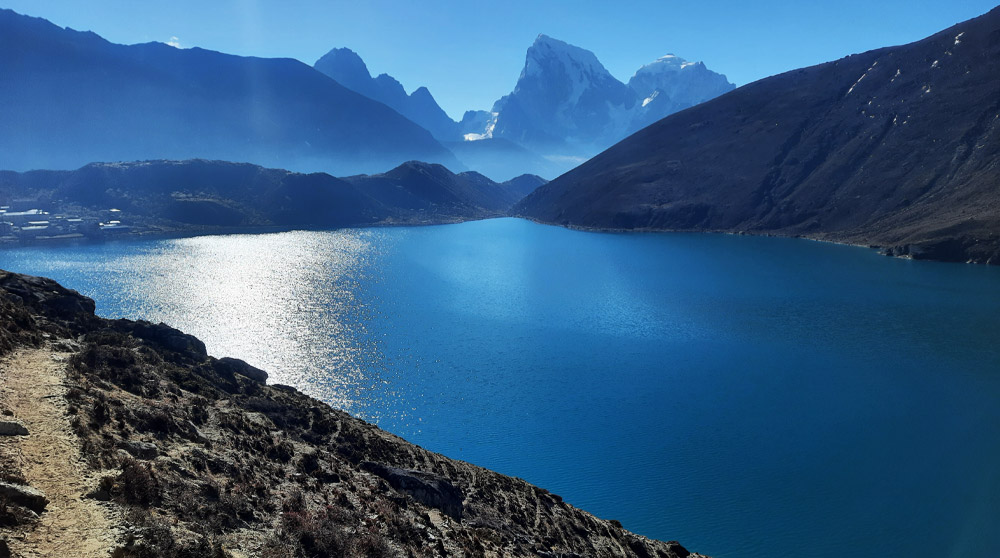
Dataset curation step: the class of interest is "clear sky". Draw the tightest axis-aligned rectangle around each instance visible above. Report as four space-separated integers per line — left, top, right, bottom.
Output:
4 1 997 119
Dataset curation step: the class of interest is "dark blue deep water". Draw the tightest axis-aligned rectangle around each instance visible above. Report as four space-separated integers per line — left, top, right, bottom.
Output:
2 218 999 557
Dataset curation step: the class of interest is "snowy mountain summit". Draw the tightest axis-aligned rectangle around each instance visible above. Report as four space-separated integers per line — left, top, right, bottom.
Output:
487 35 638 151
628 54 736 127
467 35 735 167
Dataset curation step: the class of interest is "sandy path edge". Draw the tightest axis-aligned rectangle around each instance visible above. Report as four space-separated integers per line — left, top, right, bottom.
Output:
1 346 120 557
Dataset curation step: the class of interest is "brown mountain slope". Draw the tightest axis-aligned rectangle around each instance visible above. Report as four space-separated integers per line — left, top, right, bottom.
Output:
0 270 702 558
515 7 1000 264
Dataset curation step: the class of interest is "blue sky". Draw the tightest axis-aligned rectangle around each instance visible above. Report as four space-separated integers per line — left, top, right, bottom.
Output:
4 1 996 119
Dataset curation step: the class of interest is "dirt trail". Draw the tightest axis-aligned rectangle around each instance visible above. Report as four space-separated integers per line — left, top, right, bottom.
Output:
1 347 118 557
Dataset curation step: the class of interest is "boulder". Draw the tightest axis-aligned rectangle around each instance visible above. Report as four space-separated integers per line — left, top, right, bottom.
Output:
124 321 207 357
121 440 159 460
0 482 48 513
362 462 463 520
0 271 96 323
664 542 691 557
217 357 268 383
0 420 28 436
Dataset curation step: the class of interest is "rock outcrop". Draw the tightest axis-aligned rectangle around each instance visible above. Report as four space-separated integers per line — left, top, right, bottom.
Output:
0 483 47 514
0 421 27 436
362 462 465 520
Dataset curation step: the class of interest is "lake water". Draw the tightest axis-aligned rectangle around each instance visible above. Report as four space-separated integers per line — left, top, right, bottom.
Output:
2 217 998 557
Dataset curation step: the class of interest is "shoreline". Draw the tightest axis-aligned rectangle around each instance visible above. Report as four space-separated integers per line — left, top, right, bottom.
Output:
0 215 497 250
3 212 993 267
513 215 997 266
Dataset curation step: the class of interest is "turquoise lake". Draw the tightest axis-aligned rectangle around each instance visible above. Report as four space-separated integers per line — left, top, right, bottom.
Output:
1 217 998 557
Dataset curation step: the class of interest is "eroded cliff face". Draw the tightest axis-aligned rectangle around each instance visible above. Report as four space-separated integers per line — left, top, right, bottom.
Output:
0 270 702 558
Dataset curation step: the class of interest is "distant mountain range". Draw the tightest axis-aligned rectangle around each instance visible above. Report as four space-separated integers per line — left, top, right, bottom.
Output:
0 9 458 176
312 37 733 179
314 48 460 142
516 7 1000 264
0 159 546 230
0 6 731 183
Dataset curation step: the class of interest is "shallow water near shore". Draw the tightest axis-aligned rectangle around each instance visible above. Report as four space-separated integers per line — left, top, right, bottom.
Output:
2 217 999 557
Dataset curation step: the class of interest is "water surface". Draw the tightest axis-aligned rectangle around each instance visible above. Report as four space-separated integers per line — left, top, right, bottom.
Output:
2 218 998 557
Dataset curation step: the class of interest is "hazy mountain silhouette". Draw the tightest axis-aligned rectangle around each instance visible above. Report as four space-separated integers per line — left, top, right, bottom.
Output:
312 37 732 181
0 9 459 176
314 47 461 142
343 161 537 215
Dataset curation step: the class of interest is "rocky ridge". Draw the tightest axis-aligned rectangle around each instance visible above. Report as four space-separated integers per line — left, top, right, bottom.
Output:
0 269 701 557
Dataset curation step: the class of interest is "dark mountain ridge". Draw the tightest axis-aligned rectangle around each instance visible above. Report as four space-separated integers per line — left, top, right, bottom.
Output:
0 9 458 176
515 8 1000 264
343 162 535 216
0 159 545 234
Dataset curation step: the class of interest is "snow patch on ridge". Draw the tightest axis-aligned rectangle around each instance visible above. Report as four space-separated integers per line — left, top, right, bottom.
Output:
464 112 498 141
846 61 878 97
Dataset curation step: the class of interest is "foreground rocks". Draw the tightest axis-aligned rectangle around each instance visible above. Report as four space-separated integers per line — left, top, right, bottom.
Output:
0 269 703 557
0 421 27 436
363 462 465 521
0 483 47 514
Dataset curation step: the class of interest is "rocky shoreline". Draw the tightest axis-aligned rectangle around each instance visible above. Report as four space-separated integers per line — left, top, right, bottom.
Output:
0 269 703 557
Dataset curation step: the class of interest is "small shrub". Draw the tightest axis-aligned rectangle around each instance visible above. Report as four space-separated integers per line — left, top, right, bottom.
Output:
296 451 320 475
133 407 175 436
280 508 347 557
117 457 160 507
91 397 111 428
265 437 294 463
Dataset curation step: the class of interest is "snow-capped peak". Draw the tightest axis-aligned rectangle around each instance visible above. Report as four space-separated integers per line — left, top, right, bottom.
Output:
632 54 701 78
523 34 611 80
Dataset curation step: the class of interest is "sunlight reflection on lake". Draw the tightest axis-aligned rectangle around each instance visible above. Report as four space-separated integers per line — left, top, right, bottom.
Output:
78 230 383 414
